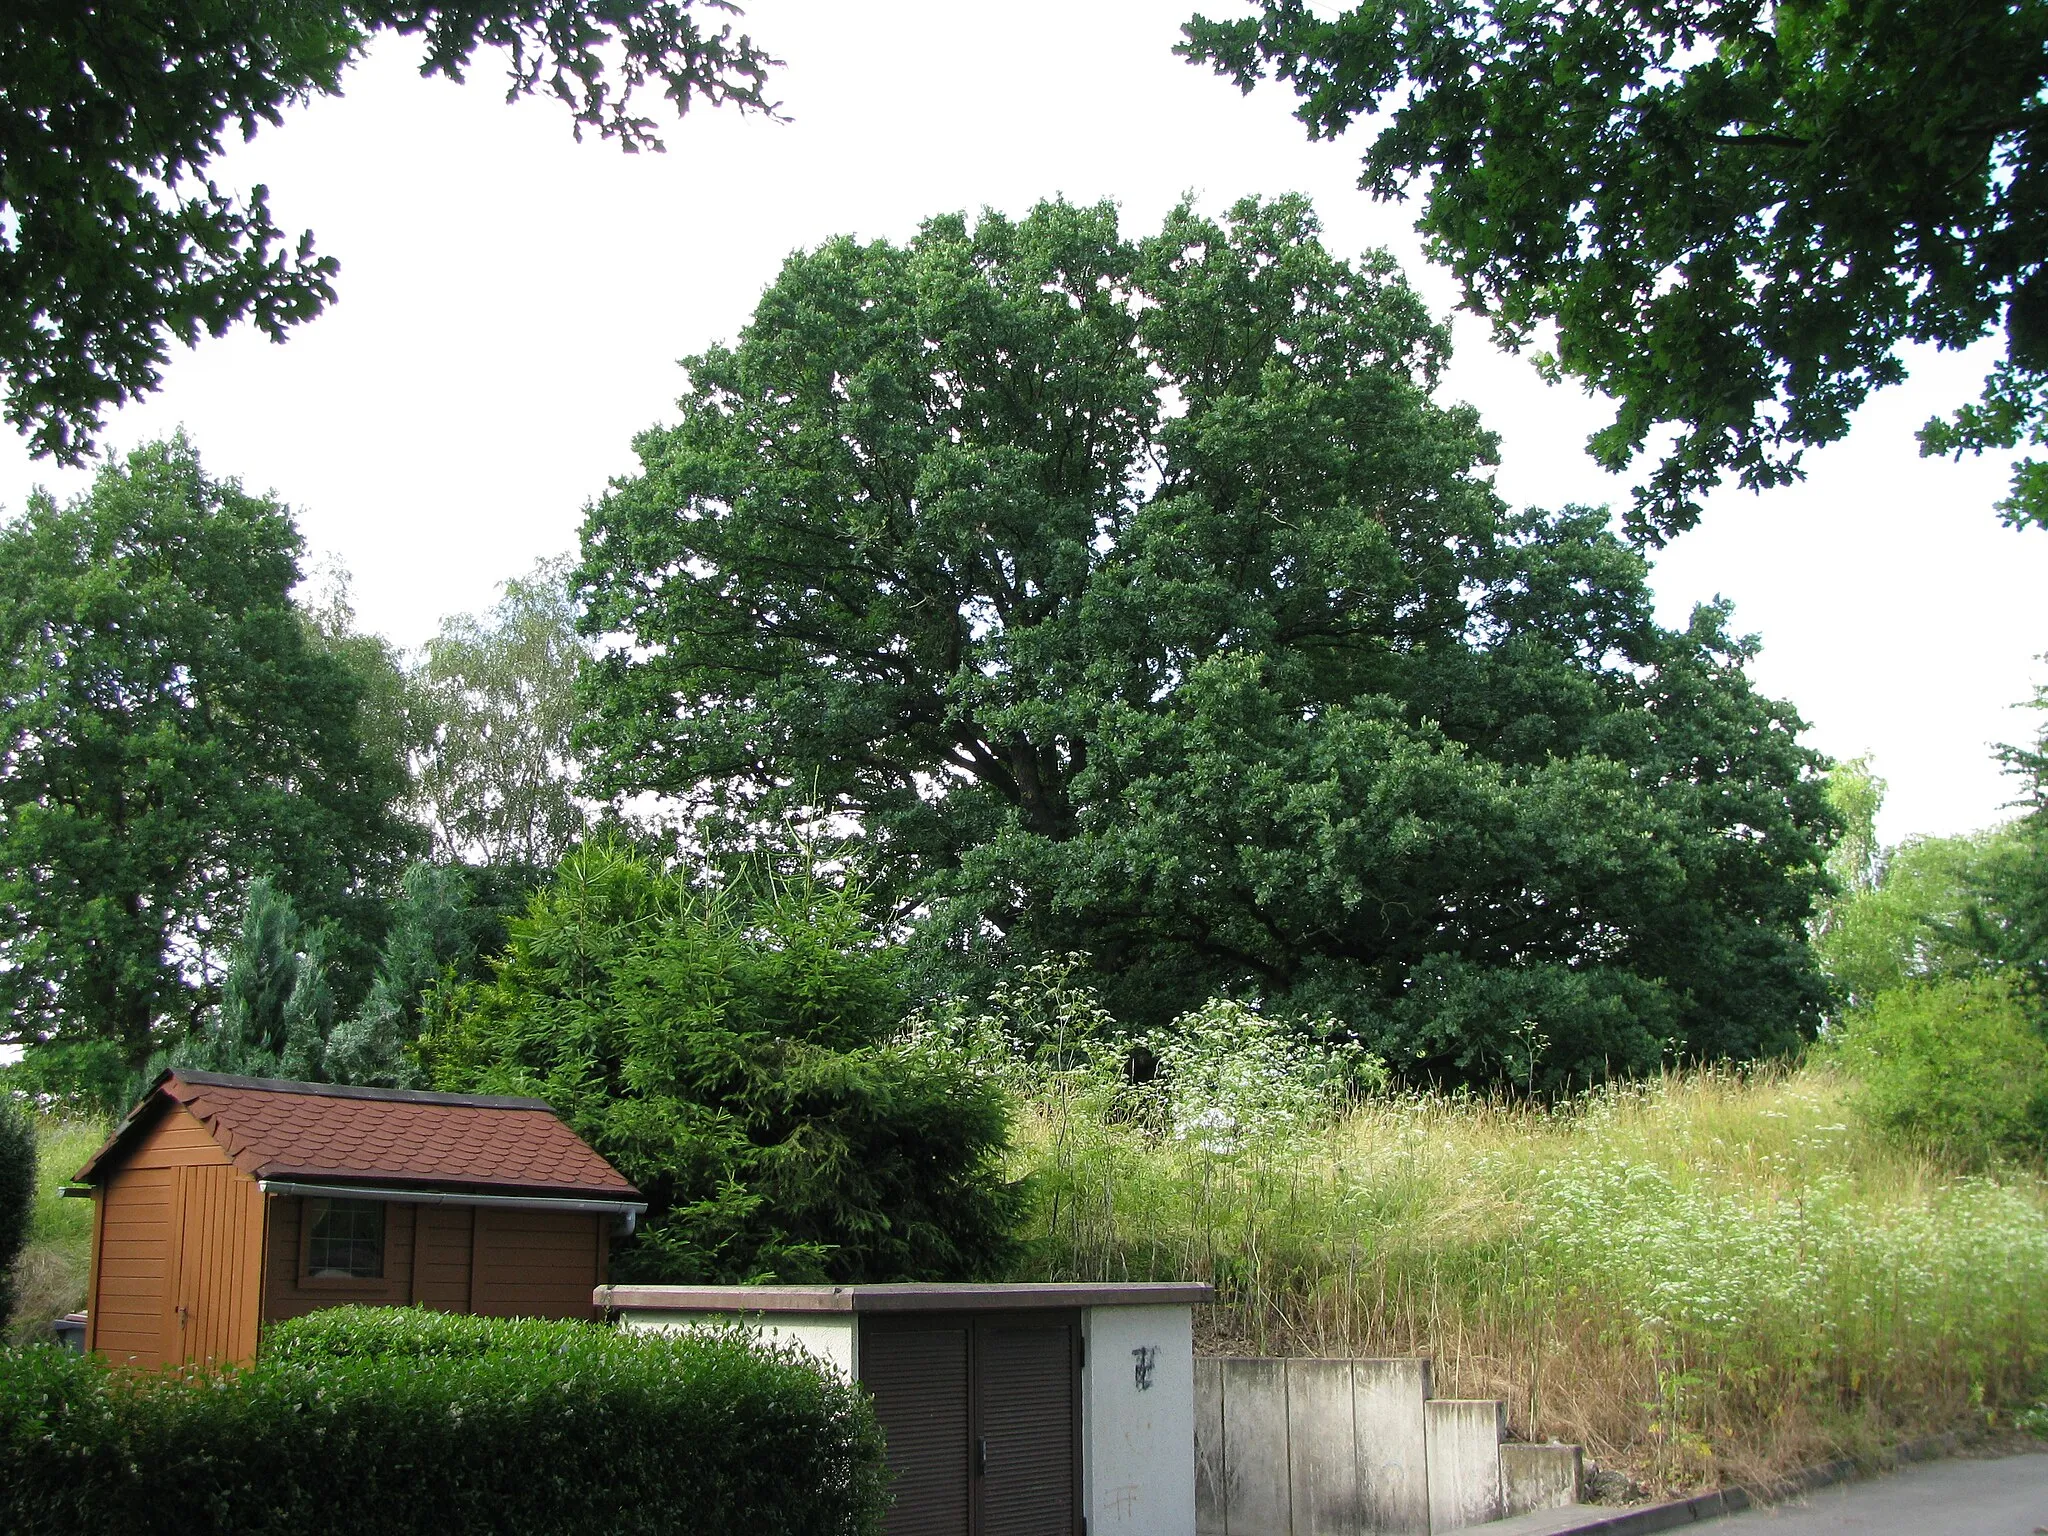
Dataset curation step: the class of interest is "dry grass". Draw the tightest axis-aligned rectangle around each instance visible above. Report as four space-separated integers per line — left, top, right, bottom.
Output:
5 1117 104 1346
1010 1062 2048 1495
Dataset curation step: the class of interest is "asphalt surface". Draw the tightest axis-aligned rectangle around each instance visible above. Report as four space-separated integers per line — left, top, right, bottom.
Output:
1720 1451 2048 1534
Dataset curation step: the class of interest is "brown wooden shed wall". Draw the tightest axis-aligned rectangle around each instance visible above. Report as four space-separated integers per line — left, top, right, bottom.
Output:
86 1165 176 1368
413 1205 477 1309
85 1103 266 1370
258 1199 602 1322
471 1208 607 1318
261 1192 421 1320
87 1102 614 1368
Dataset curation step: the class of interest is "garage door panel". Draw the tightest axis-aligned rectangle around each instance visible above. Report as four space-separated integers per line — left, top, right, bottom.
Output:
976 1320 1078 1536
865 1324 971 1536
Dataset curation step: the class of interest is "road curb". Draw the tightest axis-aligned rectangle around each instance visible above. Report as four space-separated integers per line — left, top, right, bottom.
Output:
1482 1430 1975 1536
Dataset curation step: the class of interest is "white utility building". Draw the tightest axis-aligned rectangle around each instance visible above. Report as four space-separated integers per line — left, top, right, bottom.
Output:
597 1280 1213 1536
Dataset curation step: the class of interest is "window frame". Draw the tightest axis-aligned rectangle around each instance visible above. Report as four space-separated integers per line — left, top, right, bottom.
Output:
297 1195 391 1291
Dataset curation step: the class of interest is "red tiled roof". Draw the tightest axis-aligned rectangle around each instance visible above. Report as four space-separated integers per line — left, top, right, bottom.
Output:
76 1071 638 1201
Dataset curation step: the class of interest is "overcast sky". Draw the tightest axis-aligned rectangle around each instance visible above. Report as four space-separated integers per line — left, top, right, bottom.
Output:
2 0 2042 846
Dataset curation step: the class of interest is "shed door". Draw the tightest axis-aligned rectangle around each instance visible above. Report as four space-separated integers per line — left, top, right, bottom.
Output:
865 1323 972 1536
170 1164 263 1367
864 1313 1080 1536
974 1316 1080 1536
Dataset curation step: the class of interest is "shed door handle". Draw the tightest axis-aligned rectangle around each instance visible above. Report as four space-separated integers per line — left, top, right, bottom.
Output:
976 1437 987 1477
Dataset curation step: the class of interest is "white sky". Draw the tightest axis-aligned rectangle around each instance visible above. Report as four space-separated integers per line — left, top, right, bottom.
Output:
1 0 2042 847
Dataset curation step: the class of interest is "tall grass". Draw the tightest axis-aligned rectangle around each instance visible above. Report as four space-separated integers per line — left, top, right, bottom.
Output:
5 1116 104 1345
1012 1063 2048 1492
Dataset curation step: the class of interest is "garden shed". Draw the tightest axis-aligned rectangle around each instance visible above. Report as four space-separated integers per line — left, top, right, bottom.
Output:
71 1069 645 1369
599 1280 1214 1536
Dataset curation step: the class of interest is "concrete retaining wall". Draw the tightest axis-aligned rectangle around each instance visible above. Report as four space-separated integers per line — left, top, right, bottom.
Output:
1195 1357 1581 1535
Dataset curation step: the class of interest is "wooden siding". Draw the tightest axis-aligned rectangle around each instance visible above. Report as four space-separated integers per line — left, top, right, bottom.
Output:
89 1096 612 1365
125 1105 236 1169
88 1103 263 1369
89 1165 176 1368
260 1199 599 1323
171 1163 266 1367
414 1203 476 1310
471 1208 604 1319
260 1193 418 1321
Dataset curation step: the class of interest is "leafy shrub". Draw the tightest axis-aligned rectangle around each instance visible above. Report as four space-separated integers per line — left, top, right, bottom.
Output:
424 841 1022 1284
1143 999 1386 1154
0 1306 887 1536
0 1097 33 1325
911 962 1387 1153
1832 974 2048 1163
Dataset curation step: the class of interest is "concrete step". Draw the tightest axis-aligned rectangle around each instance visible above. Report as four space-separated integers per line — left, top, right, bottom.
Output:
1197 1355 1586 1534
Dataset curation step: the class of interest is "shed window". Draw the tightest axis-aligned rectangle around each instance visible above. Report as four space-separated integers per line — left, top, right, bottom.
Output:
305 1198 385 1279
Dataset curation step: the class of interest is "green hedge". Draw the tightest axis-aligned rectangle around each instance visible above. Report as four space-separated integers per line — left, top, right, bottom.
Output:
0 1307 888 1536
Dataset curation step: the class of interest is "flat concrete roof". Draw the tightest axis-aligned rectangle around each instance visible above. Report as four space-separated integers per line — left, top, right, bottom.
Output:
595 1281 1215 1314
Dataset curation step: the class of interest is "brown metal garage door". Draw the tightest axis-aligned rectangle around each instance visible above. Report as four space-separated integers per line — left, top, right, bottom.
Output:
863 1312 1080 1536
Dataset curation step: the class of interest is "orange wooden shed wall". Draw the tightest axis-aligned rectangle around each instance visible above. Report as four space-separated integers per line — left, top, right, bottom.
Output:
84 1102 611 1370
84 1100 265 1369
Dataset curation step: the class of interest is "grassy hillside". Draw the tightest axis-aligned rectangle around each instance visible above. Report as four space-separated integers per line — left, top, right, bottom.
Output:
5 1118 103 1346
1013 1063 2048 1494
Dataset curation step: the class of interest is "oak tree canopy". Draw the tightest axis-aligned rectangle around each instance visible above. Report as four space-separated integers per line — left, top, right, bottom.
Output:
577 197 1835 1088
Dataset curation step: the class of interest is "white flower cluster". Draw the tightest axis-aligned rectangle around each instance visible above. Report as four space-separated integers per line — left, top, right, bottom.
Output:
1141 998 1386 1154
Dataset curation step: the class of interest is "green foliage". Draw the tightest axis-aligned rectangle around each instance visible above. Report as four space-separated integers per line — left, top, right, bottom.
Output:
0 1115 101 1345
426 840 1022 1283
1815 832 1994 1012
918 965 1386 1153
1813 706 2048 1166
1971 687 2048 997
1143 998 1388 1152
165 877 339 1083
323 861 540 1086
579 195 1835 1088
1 2 779 463
415 556 590 868
0 437 420 1066
207 877 339 1078
0 1306 887 1536
172 861 535 1089
1182 0 2048 535
1830 976 2048 1165
0 1041 131 1119
1814 711 2048 1016
0 1098 33 1327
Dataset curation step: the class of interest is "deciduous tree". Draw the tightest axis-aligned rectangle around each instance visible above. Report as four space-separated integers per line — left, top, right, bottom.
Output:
0 436 420 1065
414 556 589 869
578 197 1835 1088
1183 0 2048 538
2 1 778 462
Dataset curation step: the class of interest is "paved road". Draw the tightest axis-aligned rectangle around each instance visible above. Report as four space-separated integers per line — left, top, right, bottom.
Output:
1720 1451 2048 1534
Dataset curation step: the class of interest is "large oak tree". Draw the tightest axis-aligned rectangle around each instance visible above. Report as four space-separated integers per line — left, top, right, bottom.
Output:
577 197 1835 1088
